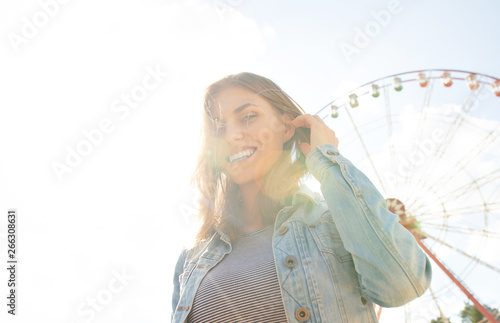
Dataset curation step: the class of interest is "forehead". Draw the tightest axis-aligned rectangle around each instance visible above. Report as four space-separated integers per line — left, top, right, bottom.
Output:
209 87 271 119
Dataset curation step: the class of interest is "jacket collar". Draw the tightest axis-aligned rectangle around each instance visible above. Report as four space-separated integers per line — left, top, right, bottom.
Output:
291 184 321 206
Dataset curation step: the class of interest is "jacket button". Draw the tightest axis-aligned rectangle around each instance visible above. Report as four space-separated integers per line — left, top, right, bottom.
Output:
361 295 368 305
295 307 310 321
309 224 316 228
284 256 297 268
278 226 289 235
327 150 338 156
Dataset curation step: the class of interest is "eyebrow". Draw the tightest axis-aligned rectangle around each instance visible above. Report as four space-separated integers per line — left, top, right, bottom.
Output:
234 103 254 114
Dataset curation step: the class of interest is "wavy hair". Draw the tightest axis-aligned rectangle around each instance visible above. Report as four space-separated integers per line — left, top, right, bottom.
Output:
190 72 312 245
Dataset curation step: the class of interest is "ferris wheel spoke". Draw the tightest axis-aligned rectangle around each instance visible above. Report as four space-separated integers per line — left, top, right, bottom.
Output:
408 169 499 216
426 124 500 193
405 186 449 218
405 85 484 200
402 76 436 202
404 158 466 214
419 190 480 208
429 286 450 323
416 202 500 222
420 217 487 235
383 85 397 178
438 169 500 202
487 184 500 203
416 202 495 217
429 81 487 161
418 230 500 274
434 216 489 234
404 303 411 323
344 106 388 196
419 222 500 238
412 198 492 222
408 195 447 217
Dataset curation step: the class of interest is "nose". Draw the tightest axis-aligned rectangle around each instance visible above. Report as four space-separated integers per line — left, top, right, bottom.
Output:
224 123 244 142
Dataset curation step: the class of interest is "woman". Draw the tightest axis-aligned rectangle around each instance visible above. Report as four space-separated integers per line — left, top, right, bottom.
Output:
171 72 432 322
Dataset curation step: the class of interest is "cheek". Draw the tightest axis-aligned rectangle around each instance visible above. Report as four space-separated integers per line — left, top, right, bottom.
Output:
254 122 283 147
257 127 275 145
268 114 285 133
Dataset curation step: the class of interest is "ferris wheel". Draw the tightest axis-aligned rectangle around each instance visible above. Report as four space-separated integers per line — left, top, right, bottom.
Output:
314 69 500 322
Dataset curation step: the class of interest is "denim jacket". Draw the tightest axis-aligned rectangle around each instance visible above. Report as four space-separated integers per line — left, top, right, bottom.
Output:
171 144 432 322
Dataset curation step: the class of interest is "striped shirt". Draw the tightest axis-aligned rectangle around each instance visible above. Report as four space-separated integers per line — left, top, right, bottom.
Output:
186 224 288 323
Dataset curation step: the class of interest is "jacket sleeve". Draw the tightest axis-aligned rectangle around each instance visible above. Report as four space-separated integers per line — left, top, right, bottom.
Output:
305 144 432 307
171 248 187 322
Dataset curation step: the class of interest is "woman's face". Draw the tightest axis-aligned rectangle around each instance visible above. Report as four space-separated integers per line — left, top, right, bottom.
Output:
210 86 294 186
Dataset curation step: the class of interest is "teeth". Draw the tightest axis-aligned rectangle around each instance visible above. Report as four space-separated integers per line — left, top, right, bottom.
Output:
229 148 256 162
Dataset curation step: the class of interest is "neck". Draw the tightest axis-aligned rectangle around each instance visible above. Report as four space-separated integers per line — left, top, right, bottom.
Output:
237 181 263 233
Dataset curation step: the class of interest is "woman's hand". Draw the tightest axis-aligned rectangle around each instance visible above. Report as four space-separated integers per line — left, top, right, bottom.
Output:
291 114 339 157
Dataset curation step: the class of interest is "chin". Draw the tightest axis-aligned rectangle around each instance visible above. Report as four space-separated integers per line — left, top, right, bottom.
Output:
223 150 283 186
225 169 259 186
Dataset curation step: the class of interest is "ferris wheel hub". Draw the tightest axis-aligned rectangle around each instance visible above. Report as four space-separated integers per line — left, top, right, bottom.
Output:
386 198 426 239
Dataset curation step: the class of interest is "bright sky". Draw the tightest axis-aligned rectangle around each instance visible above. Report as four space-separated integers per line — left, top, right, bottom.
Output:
1 0 499 322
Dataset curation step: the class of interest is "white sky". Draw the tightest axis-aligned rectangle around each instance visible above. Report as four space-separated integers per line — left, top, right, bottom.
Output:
1 0 499 322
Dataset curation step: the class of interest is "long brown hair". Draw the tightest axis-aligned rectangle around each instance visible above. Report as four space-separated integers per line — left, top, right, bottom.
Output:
190 72 312 245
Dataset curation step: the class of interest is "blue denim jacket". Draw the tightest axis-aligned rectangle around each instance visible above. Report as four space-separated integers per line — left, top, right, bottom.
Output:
171 144 432 322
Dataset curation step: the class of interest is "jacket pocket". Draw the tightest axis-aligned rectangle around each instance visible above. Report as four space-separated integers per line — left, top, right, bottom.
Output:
310 212 353 263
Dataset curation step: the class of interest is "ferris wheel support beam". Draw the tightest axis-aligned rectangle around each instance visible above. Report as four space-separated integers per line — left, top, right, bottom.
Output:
429 286 450 323
410 231 499 323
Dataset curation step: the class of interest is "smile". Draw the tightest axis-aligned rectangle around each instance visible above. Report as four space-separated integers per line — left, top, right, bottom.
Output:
228 148 257 163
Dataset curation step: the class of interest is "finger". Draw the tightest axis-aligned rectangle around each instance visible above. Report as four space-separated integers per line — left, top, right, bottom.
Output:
290 115 309 127
292 114 321 127
313 114 328 127
299 142 311 156
312 115 327 125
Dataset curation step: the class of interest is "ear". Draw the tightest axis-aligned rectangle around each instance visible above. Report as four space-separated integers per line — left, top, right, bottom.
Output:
282 114 296 141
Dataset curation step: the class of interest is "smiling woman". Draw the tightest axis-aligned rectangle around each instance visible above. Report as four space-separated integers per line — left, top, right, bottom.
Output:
196 74 312 240
210 86 297 198
170 72 432 323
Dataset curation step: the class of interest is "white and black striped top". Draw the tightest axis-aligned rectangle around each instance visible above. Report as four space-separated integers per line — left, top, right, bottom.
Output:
186 224 288 323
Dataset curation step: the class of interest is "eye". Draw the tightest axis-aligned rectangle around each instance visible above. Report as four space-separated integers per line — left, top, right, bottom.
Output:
242 112 257 122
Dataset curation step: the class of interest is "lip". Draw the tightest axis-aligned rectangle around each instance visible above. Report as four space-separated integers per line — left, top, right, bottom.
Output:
229 146 257 156
227 147 257 164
